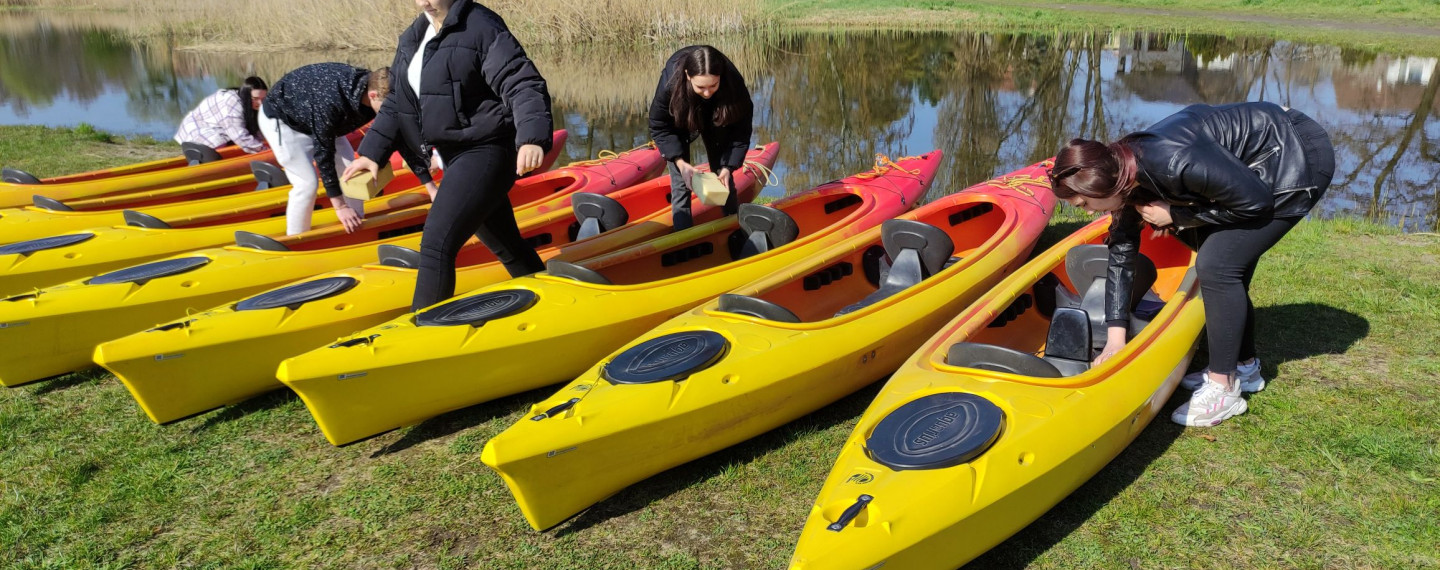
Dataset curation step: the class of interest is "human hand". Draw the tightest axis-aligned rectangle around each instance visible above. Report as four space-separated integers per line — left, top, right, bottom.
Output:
517 144 544 176
675 159 698 188
423 181 439 201
1137 201 1173 227
717 168 732 189
330 197 363 233
342 156 379 182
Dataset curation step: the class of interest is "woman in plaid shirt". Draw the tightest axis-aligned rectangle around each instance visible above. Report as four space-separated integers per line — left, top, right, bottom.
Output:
174 76 269 153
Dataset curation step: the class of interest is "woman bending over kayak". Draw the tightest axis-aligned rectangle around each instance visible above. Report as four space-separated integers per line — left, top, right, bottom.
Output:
344 0 553 311
262 63 437 236
648 45 754 231
174 76 269 153
1048 101 1334 427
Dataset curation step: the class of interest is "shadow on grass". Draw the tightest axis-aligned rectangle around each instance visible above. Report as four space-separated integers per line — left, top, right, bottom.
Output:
552 382 884 537
30 367 107 395
967 302 1368 568
368 384 559 457
189 389 298 434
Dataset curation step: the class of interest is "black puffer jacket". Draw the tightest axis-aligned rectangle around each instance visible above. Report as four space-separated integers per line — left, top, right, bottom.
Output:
262 63 380 199
359 0 553 169
1105 101 1330 325
647 47 753 172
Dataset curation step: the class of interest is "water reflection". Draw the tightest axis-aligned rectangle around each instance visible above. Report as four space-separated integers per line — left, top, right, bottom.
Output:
1 12 1437 231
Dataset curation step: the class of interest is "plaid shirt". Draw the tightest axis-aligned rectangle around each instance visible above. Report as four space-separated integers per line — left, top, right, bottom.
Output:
174 89 266 153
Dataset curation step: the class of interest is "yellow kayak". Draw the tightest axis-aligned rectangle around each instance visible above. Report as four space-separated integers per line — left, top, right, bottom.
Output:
94 144 775 423
0 130 568 247
479 162 1056 531
0 142 258 209
0 139 637 296
0 138 625 388
787 216 1202 569
278 151 939 446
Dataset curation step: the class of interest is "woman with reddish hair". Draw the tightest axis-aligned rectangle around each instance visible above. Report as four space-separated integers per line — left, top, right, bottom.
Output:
1049 102 1334 427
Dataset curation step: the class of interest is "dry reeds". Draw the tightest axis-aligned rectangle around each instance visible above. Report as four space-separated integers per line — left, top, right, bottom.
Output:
12 0 768 51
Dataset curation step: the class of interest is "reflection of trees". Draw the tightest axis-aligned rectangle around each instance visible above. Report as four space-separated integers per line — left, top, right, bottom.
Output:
0 27 135 112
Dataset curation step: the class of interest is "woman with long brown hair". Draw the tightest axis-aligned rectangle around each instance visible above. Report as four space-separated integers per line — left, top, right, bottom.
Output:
648 45 754 230
1049 102 1334 427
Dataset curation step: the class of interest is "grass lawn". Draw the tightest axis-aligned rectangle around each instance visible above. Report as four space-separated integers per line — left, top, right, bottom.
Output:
768 0 1440 56
0 125 177 179
1 128 1438 568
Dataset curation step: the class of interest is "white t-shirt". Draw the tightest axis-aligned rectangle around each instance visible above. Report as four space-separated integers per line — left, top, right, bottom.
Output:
409 15 444 168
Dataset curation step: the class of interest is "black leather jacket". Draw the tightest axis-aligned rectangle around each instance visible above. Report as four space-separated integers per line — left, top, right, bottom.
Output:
359 0 553 172
1105 102 1328 326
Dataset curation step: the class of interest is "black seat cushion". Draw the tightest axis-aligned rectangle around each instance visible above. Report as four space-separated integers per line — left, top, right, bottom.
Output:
865 392 1005 471
1064 244 1158 349
945 342 1062 378
602 330 729 384
250 161 289 190
736 203 799 259
88 257 211 286
0 233 95 256
834 220 953 317
716 294 801 323
3 167 42 185
235 276 359 311
545 259 611 285
181 142 222 165
1042 306 1092 376
234 231 289 252
571 193 628 240
415 289 537 327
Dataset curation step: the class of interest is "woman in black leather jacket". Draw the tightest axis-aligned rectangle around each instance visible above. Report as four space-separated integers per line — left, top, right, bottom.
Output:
345 0 552 311
1048 101 1334 427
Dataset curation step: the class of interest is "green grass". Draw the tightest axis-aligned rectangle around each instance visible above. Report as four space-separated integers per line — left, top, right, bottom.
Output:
2 142 1438 568
768 0 1440 56
0 125 175 180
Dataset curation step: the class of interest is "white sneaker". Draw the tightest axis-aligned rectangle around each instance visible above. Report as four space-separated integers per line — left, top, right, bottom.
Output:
1180 358 1265 393
1171 374 1249 427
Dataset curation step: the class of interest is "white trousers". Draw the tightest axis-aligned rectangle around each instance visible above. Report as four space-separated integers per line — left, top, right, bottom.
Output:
258 106 365 235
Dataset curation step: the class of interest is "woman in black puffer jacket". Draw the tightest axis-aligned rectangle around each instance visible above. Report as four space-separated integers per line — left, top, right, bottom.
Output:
1048 101 1334 428
346 0 553 311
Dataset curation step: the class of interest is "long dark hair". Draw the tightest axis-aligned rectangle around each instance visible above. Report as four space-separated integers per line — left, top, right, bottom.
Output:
667 45 747 132
234 76 268 140
1049 137 1143 203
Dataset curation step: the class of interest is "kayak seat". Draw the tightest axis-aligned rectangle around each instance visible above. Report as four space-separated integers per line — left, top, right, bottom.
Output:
834 219 953 317
250 161 289 190
735 203 799 259
377 244 420 268
123 210 172 229
415 289 538 327
32 195 73 211
88 257 211 286
1041 306 1092 377
3 167 42 185
235 276 359 311
716 293 802 323
0 232 96 256
1064 245 1157 351
570 193 628 240
546 259 612 285
864 392 1005 471
181 142 222 166
946 342 1062 378
603 330 729 385
234 230 289 252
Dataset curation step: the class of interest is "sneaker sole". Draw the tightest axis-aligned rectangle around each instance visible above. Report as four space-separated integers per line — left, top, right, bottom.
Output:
1172 398 1249 427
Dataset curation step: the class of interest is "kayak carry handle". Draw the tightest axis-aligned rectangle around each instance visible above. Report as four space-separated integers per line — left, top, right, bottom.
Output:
531 398 580 421
828 494 873 532
329 334 379 349
829 495 869 535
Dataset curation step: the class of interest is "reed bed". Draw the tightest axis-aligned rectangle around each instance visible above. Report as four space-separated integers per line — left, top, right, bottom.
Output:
8 0 768 50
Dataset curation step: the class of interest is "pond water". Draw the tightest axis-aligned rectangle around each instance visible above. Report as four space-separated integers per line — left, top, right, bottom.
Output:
2 12 1436 230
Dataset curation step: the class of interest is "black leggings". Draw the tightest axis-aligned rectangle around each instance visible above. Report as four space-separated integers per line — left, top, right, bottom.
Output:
413 144 544 311
1197 109 1334 375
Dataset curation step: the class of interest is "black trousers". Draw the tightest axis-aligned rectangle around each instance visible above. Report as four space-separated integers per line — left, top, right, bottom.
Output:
668 162 738 231
413 143 544 311
1194 109 1334 375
